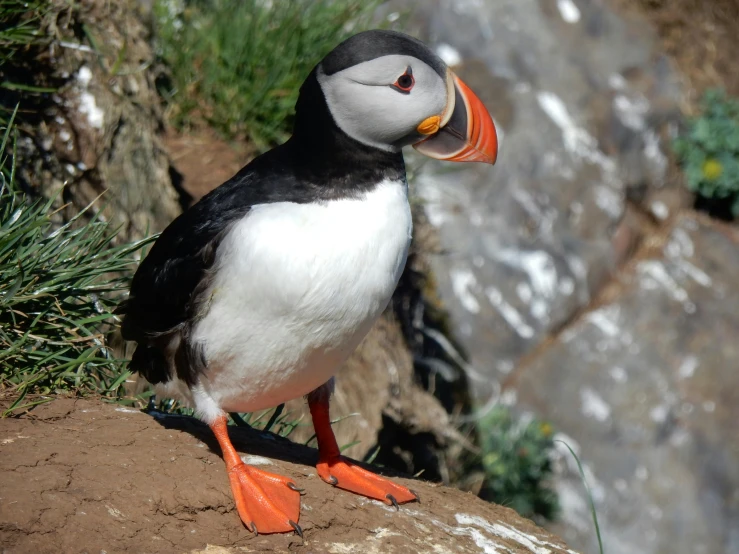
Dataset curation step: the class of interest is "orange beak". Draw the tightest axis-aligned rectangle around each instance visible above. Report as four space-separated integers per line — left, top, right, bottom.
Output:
413 72 498 165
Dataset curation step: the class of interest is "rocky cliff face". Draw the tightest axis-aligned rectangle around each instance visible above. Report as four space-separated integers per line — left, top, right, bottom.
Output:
397 0 685 400
512 213 739 553
391 0 739 552
14 0 181 239
0 399 580 554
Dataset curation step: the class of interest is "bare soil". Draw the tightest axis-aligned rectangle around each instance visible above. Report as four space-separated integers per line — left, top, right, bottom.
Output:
0 398 575 554
163 127 253 204
613 0 739 109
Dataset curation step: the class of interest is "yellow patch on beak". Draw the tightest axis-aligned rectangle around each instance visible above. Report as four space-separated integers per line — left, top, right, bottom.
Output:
417 115 441 135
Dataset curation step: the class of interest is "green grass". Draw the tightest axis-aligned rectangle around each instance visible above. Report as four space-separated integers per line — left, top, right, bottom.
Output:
0 115 153 415
154 0 382 150
0 0 46 56
0 0 59 126
557 440 604 554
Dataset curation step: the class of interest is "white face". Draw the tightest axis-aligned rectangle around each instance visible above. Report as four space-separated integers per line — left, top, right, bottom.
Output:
317 54 448 152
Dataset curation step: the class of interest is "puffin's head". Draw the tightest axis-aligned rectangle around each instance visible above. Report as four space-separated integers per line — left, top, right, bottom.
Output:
311 29 497 164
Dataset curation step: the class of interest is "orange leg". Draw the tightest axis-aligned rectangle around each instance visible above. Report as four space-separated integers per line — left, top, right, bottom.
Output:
308 394 419 507
210 416 302 536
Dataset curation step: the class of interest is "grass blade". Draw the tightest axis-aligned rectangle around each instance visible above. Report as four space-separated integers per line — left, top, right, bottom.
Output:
556 440 604 554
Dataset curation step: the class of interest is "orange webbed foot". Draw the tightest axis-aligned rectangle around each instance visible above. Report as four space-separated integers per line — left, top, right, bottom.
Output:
308 387 419 509
227 463 302 535
210 416 302 536
317 455 419 507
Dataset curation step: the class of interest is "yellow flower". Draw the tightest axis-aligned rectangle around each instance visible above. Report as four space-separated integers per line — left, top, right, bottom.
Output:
702 158 723 181
539 422 553 437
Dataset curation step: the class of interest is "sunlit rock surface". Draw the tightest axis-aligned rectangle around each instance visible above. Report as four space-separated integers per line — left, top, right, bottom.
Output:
397 0 682 399
511 214 739 554
386 1 739 553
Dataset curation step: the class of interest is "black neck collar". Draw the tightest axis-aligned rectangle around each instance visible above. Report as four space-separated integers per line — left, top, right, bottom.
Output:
284 68 406 197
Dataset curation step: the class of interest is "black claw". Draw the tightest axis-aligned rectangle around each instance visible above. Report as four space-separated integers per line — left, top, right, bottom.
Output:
327 475 338 486
386 494 400 510
289 519 304 539
287 482 305 494
248 521 258 536
409 488 420 502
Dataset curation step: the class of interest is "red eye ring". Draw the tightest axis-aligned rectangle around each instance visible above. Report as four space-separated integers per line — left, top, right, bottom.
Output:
390 66 414 94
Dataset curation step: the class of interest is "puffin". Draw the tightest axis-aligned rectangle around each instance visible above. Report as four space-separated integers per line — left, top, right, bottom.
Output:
121 30 497 536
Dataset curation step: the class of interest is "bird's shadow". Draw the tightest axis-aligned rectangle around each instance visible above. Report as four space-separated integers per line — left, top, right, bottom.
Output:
146 409 412 479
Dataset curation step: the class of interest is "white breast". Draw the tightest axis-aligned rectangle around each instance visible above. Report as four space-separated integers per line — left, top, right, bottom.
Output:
178 179 412 420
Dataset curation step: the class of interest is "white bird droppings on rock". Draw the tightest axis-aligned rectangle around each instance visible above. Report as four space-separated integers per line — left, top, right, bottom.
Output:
240 455 272 466
678 355 699 379
76 66 104 129
580 387 611 422
500 389 518 406
495 249 559 307
594 185 623 219
680 260 713 288
666 227 695 258
650 200 669 221
435 43 462 67
486 286 536 339
585 306 621 337
609 366 628 383
637 261 690 304
649 404 669 423
456 513 580 554
450 268 481 314
643 129 668 177
79 91 105 129
558 277 575 295
557 0 581 23
77 65 93 87
613 94 649 131
537 91 620 187
517 282 533 303
608 73 627 90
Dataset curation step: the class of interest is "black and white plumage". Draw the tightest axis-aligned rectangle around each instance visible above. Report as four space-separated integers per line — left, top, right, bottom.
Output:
120 29 497 535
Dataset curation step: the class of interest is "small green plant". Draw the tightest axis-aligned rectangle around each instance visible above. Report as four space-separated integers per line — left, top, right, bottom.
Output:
673 89 739 219
477 406 559 520
0 116 152 415
154 0 382 150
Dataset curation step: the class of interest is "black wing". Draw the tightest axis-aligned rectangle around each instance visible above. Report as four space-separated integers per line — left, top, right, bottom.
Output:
120 165 258 384
120 140 309 384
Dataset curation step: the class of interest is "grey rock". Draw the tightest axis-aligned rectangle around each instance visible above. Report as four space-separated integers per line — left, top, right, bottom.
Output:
382 1 739 552
509 214 739 554
393 0 683 400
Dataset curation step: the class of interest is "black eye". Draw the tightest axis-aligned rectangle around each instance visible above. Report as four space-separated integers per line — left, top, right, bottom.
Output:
390 66 414 94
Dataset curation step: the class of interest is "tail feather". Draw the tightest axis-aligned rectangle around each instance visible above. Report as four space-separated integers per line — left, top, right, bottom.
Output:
130 344 171 384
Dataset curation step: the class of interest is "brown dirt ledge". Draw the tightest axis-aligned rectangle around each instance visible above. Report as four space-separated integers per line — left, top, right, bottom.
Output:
0 398 578 554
